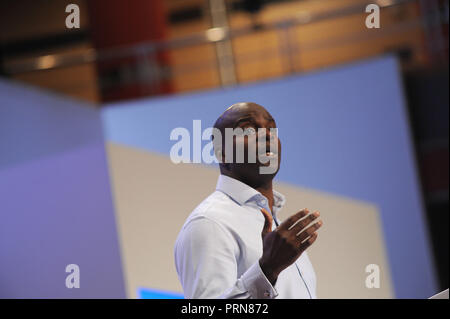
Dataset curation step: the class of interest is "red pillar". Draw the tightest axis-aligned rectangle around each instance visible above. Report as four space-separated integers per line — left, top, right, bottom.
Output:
87 0 172 102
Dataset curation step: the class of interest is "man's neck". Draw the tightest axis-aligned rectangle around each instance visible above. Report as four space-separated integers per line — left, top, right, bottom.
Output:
221 171 275 212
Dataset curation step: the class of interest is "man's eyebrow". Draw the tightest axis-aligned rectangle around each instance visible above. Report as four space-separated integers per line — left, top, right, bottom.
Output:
234 115 275 127
234 116 254 126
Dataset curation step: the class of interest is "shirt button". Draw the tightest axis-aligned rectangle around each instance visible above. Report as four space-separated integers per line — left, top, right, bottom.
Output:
264 291 270 297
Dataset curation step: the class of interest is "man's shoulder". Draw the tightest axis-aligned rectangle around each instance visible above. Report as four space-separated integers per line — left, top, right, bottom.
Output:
175 190 241 246
185 190 239 224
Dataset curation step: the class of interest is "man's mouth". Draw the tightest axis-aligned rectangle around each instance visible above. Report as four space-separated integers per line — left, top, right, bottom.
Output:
265 142 278 157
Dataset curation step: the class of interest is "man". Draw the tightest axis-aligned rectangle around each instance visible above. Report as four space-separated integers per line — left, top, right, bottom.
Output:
174 102 323 298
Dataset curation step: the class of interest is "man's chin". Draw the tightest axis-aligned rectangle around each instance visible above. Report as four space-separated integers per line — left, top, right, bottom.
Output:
257 162 280 177
233 159 280 174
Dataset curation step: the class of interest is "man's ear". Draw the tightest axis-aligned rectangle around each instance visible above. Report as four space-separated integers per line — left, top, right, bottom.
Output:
215 148 233 171
214 147 225 164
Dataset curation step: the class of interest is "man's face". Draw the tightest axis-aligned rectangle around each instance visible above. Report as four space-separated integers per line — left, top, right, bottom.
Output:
217 102 281 187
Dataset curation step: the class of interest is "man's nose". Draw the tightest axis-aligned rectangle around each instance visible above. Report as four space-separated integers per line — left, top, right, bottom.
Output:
263 127 277 140
255 128 277 144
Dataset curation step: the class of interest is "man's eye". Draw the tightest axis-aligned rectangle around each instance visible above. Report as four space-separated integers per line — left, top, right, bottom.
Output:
243 127 256 135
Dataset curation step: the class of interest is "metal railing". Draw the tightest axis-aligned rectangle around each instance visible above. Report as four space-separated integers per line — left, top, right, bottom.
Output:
3 0 448 96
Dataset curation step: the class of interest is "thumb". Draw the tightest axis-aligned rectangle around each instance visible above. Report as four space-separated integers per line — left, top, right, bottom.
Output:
260 208 273 240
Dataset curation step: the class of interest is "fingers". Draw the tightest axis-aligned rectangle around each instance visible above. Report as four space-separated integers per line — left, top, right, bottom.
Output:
260 208 273 240
288 211 320 234
296 220 323 242
298 232 318 252
279 209 309 231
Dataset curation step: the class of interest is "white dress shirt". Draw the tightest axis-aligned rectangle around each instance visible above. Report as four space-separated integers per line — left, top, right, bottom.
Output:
174 174 317 299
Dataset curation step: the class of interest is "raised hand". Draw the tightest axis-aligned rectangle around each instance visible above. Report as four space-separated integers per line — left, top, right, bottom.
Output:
259 208 323 285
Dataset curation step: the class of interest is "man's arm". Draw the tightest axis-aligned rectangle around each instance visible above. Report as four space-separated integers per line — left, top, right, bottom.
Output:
174 216 278 299
174 208 322 298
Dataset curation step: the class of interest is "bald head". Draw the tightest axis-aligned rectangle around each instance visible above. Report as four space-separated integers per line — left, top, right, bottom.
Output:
212 102 281 188
213 102 274 136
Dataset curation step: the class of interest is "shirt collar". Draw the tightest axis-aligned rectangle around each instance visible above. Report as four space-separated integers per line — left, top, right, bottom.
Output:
272 189 286 212
215 174 286 211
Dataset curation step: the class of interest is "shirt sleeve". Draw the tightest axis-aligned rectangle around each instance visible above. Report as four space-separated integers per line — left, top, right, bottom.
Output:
174 216 278 299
